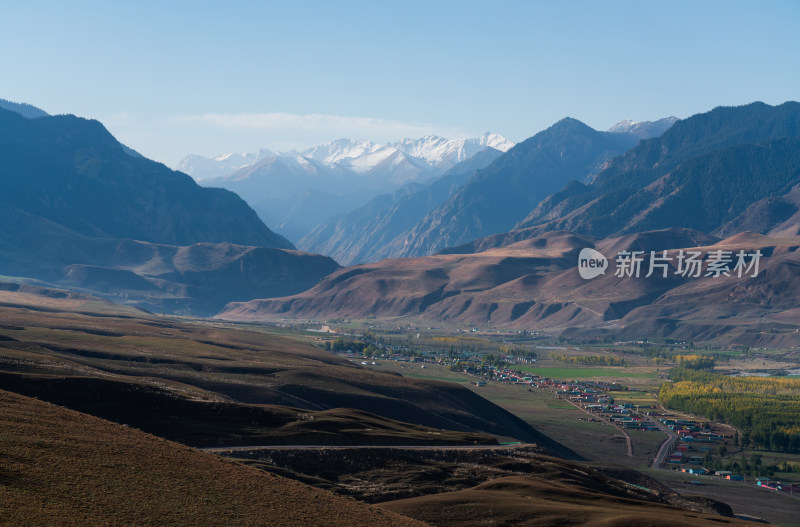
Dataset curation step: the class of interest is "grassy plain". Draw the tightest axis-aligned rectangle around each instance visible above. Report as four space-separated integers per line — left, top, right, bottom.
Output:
372 360 661 469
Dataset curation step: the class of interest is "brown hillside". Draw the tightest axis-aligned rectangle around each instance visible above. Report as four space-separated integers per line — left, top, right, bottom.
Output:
220 229 800 345
0 388 426 527
0 289 568 452
379 475 762 527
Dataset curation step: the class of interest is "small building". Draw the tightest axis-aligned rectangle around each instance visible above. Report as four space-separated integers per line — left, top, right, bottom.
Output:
681 467 708 475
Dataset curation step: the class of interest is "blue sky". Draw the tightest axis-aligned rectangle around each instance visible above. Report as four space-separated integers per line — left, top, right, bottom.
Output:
2 1 798 166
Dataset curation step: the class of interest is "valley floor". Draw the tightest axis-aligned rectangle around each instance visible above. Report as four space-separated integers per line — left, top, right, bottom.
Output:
1 290 797 526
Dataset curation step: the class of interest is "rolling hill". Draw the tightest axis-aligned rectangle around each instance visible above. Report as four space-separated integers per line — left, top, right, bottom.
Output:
2 373 759 527
0 105 342 315
0 287 573 454
220 228 800 346
379 474 760 527
0 388 427 527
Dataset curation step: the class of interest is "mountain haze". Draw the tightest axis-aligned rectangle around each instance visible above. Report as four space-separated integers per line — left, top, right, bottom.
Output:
387 118 642 258
0 106 340 315
185 133 515 241
298 147 506 265
0 108 292 249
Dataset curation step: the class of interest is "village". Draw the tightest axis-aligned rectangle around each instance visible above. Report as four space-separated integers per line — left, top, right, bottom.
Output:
337 342 800 499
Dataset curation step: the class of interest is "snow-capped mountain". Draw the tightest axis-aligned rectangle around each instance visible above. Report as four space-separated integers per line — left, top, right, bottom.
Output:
208 153 354 199
392 132 515 170
177 133 515 183
177 148 275 181
179 133 514 243
607 117 679 139
301 138 383 164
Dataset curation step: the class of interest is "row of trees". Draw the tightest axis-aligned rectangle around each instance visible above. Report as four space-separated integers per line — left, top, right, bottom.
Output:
550 353 624 366
661 369 800 453
674 354 716 370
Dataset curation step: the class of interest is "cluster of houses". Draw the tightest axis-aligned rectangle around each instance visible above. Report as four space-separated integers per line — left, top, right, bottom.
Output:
665 421 799 493
340 343 800 496
545 381 666 432
666 418 727 467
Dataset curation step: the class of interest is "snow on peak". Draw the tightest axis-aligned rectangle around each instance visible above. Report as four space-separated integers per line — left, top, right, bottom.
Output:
608 117 679 138
301 138 382 164
476 132 515 152
178 149 274 181
177 133 515 182
390 133 515 170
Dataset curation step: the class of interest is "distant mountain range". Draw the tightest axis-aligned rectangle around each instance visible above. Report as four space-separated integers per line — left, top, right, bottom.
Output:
6 96 800 344
606 116 679 139
297 147 506 265
516 101 800 238
177 120 676 249
178 133 515 241
298 117 677 264
0 104 336 315
221 102 800 345
0 97 49 119
179 133 515 181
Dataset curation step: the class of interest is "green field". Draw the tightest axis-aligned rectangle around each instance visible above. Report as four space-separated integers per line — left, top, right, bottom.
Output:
371 361 658 468
519 365 659 381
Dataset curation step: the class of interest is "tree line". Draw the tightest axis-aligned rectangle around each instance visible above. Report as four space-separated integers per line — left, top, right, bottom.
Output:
550 353 625 366
660 368 800 453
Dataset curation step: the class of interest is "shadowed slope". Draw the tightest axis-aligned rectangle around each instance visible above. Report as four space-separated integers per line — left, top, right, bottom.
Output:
0 289 573 455
0 388 427 527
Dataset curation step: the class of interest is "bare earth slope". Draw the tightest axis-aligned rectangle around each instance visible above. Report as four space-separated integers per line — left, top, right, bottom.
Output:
0 388 427 527
0 288 571 453
220 229 800 346
379 474 761 527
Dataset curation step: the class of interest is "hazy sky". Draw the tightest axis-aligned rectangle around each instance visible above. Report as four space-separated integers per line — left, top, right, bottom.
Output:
2 1 798 166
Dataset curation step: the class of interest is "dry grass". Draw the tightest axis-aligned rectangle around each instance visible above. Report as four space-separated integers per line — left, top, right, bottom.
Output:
379 475 763 527
0 389 427 526
0 293 524 447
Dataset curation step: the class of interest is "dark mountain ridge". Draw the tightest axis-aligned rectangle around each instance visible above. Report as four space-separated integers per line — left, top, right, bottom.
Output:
0 105 346 315
386 118 645 258
0 97 49 119
518 101 800 238
0 107 292 248
298 147 505 265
